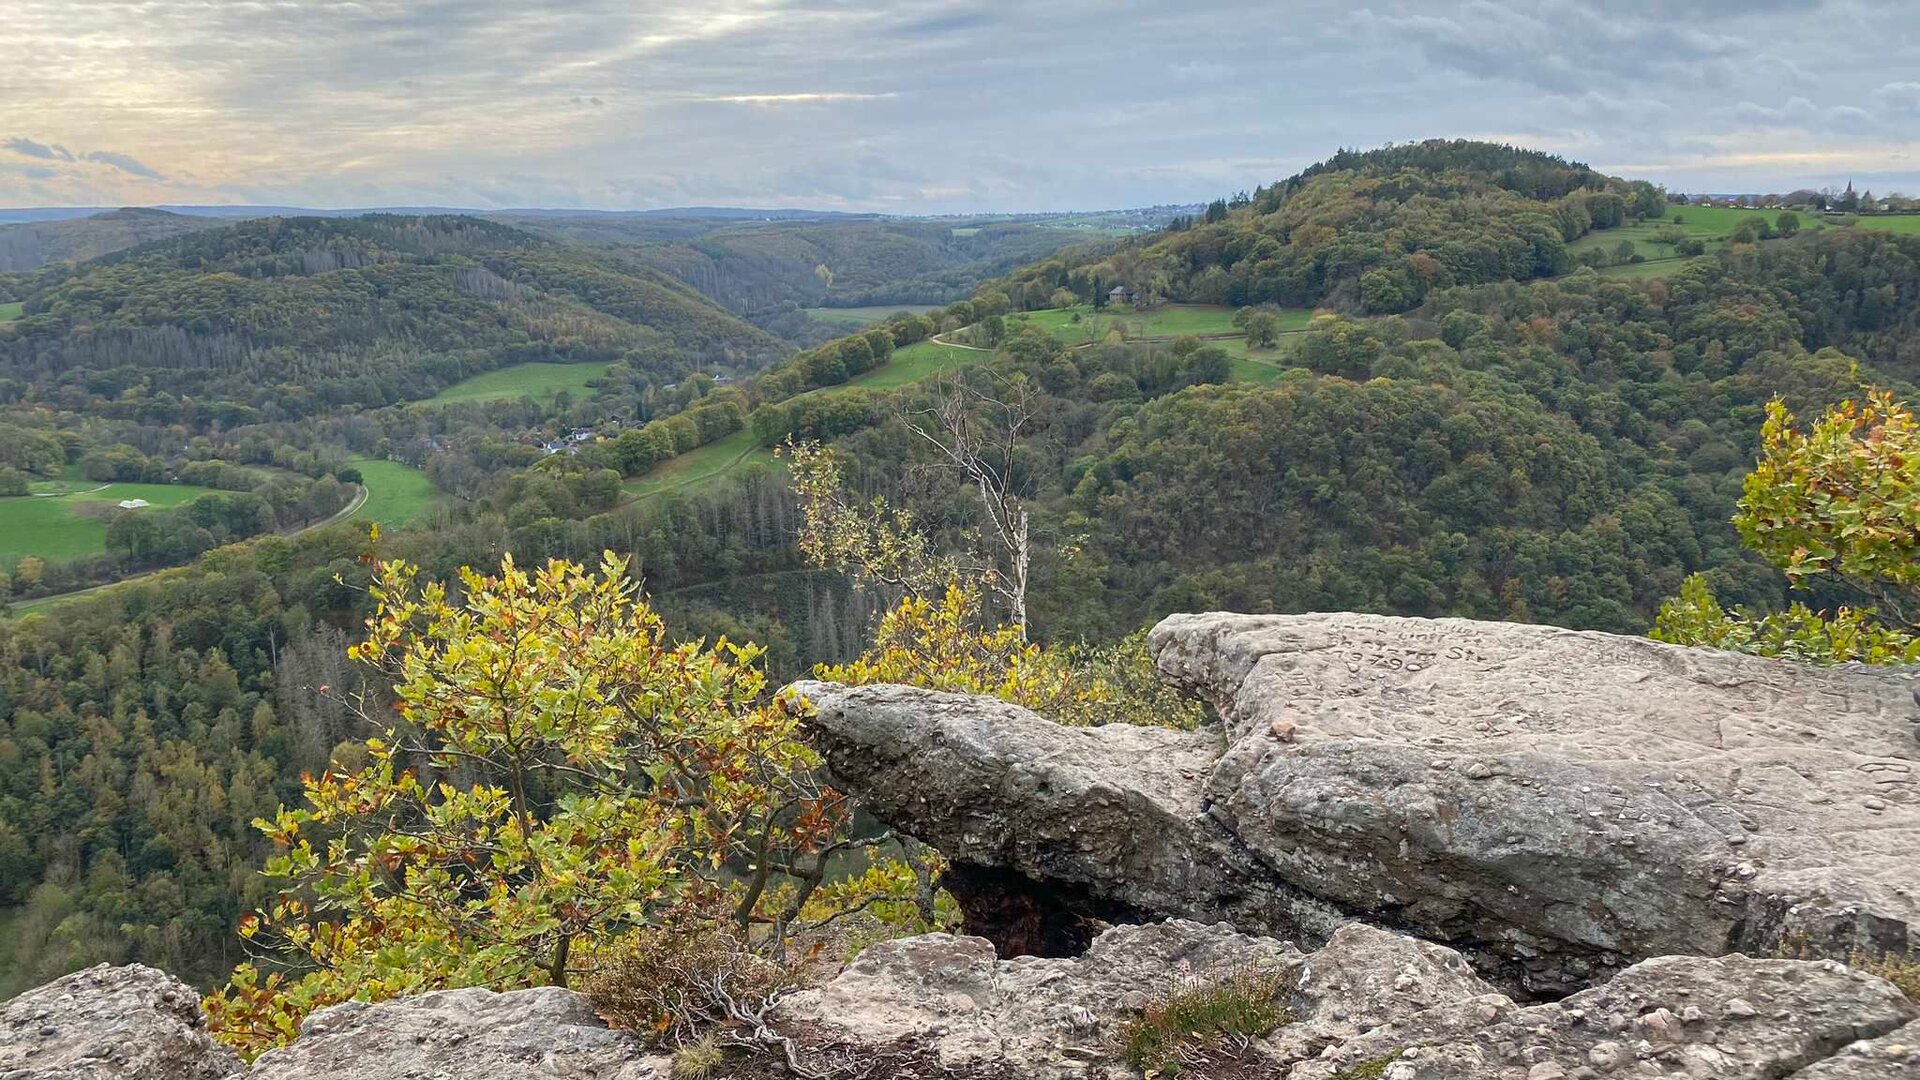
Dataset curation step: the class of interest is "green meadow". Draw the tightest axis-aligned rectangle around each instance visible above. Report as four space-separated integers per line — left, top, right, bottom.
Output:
1853 214 1920 234
347 457 436 528
0 302 22 323
1018 303 1313 347
427 361 611 406
804 304 942 328
0 482 224 562
622 428 771 501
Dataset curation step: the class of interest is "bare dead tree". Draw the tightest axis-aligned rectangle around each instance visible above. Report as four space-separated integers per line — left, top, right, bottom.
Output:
903 370 1036 635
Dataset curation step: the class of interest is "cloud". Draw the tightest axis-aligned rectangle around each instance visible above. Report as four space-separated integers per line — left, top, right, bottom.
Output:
5 136 73 161
81 150 164 179
1875 82 1920 114
697 92 898 105
0 0 1918 210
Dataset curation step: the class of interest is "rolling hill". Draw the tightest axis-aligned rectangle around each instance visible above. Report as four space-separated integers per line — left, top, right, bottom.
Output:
0 214 786 422
0 207 225 272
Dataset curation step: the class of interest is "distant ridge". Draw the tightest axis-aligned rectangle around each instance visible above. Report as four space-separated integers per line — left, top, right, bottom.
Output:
0 204 877 225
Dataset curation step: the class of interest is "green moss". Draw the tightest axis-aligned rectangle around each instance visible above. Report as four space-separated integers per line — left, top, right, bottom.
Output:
1331 1054 1400 1079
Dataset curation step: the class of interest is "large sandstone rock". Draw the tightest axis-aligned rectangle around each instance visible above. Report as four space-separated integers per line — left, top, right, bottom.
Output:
246 985 671 1080
779 919 1917 1079
795 612 1920 987
0 963 239 1080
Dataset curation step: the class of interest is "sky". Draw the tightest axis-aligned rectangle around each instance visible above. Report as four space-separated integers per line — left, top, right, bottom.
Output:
2 0 1917 214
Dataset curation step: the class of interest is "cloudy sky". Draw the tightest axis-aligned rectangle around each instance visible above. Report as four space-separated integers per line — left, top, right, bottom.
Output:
2 0 1916 213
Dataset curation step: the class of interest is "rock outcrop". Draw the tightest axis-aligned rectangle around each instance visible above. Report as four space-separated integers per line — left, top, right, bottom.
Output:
795 612 1920 989
0 963 239 1079
780 918 1918 1079
247 986 672 1080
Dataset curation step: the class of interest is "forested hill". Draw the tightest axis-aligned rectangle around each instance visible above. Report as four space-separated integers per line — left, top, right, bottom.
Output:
1000 140 1663 313
0 208 225 273
507 214 1108 315
0 214 785 422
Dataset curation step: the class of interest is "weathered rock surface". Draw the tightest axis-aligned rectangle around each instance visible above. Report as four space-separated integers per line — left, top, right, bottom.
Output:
0 963 239 1080
247 985 671 1080
1789 1016 1920 1078
779 918 1307 1078
796 612 1920 987
780 919 1917 1079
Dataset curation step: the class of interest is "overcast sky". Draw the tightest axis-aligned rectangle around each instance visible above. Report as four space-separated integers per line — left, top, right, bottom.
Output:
2 0 1916 213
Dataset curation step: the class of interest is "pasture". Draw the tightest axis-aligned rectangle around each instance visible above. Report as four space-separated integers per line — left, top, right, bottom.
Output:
1853 214 1920 234
840 339 982 389
1019 303 1314 347
622 428 771 501
347 457 436 528
427 361 611 406
804 304 942 329
0 482 223 563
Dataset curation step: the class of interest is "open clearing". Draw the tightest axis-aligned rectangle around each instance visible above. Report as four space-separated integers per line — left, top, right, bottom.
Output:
0 302 21 323
1 482 224 562
1853 214 1920 234
622 428 772 501
1018 303 1314 347
347 457 436 528
427 361 611 406
804 304 942 328
835 339 981 390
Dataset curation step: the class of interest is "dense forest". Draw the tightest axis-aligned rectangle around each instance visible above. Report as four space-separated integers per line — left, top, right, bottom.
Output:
3 141 1919 994
1001 141 1665 313
507 214 1116 317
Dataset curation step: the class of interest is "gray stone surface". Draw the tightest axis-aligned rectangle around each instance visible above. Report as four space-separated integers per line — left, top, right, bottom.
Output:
795 612 1920 987
1790 1016 1920 1078
246 985 670 1080
1302 951 1916 1079
1155 612 1920 984
781 920 1918 1080
0 963 239 1080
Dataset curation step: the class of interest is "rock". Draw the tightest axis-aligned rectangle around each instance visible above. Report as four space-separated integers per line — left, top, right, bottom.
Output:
247 985 671 1080
0 963 239 1080
777 918 1300 1079
1790 1017 1920 1077
789 679 1349 956
793 612 1920 986
780 920 1917 1080
1317 953 1915 1078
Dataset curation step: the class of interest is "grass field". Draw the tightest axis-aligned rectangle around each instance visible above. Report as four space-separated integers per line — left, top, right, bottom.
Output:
1019 303 1314 347
0 482 223 562
622 429 771 501
840 340 982 389
804 304 942 328
347 457 436 528
427 361 610 406
0 302 21 323
1853 214 1920 234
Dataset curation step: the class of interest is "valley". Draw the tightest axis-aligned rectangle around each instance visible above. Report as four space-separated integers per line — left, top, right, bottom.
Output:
1 139 1919 1071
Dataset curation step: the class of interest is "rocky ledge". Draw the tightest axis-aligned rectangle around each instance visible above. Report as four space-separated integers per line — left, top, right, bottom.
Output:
796 612 1920 990
5 920 1916 1079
